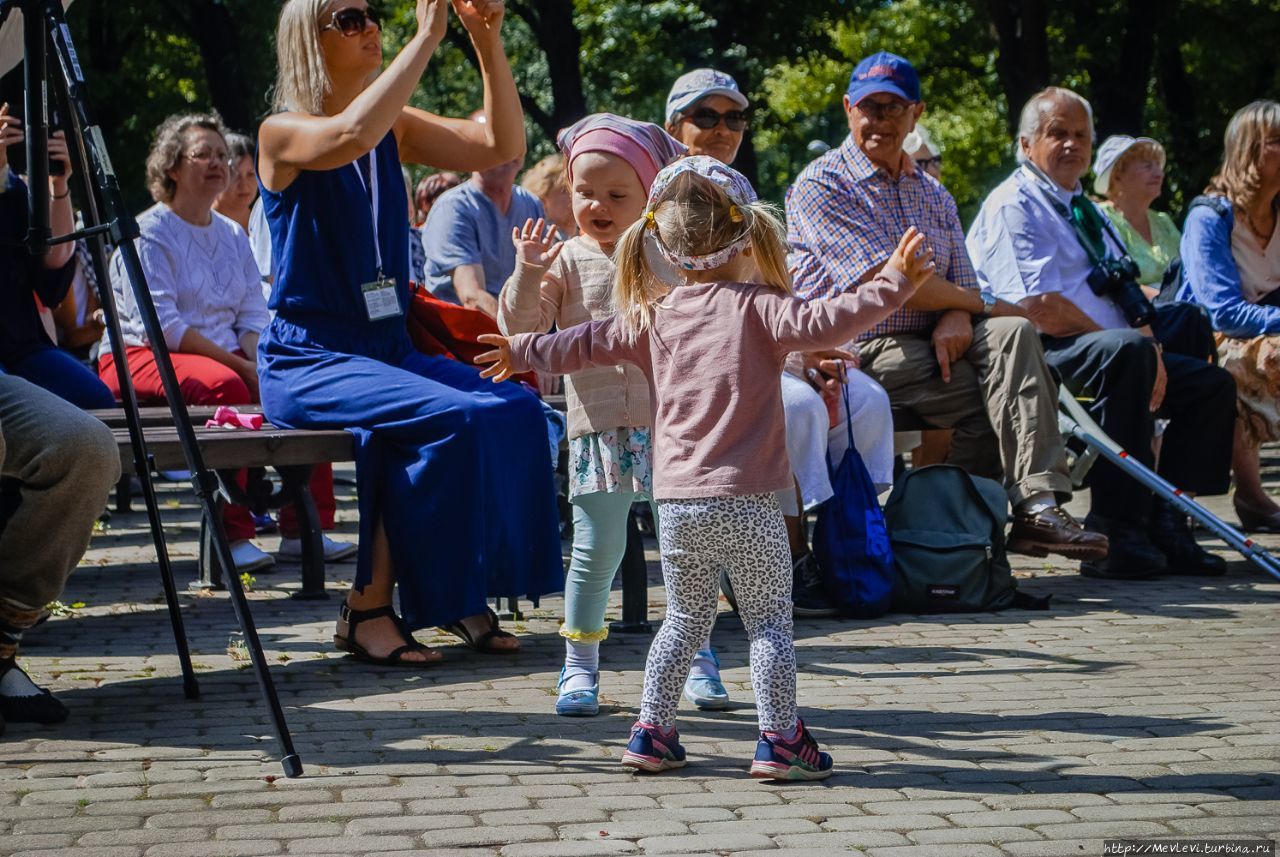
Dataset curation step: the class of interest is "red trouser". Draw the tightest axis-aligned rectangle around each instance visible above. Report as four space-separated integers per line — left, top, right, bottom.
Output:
100 346 336 541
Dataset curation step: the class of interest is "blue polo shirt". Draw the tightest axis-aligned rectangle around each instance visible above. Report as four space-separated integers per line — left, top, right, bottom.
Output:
421 181 544 303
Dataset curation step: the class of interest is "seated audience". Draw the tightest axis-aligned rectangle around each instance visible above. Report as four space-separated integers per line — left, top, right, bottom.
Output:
423 112 544 316
664 68 750 165
0 103 114 410
788 56 1107 566
968 86 1236 579
1178 99 1280 532
1094 135 1181 295
520 154 576 240
414 171 463 225
100 112 353 572
51 240 107 364
0 373 121 732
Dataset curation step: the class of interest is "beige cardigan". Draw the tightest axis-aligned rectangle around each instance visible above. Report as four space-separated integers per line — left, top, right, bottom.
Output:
497 236 651 440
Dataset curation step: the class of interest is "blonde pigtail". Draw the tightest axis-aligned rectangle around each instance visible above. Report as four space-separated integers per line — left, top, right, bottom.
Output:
743 201 793 294
613 214 664 342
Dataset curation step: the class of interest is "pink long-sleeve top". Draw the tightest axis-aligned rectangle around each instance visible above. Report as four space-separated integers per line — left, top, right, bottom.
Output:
507 269 912 500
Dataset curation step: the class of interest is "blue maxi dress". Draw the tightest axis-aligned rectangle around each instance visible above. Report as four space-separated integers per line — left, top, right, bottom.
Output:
256 132 564 631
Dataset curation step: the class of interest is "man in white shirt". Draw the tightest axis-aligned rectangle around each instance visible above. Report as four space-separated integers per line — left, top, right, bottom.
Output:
967 87 1236 580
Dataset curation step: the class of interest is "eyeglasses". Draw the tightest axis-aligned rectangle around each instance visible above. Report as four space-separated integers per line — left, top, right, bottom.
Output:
916 156 942 170
856 99 913 120
685 108 749 132
321 6 382 36
184 150 233 168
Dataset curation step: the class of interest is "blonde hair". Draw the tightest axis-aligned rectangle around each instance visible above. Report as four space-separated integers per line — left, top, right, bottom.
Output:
1097 139 1167 198
145 113 230 204
1207 100 1280 211
520 154 567 199
272 0 332 115
613 171 791 340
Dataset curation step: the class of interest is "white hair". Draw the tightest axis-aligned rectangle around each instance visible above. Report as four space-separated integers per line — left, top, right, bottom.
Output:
1015 87 1095 163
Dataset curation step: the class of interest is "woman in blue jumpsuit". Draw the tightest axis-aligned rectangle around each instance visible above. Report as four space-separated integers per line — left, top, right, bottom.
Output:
256 0 561 665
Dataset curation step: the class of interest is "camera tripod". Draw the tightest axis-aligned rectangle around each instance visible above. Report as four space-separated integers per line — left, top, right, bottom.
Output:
0 0 302 777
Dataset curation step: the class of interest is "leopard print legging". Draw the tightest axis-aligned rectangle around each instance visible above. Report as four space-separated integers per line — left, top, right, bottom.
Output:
639 493 798 733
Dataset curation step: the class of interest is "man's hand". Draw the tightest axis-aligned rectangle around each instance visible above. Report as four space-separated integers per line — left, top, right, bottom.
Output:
931 309 972 383
1150 344 1167 413
1017 293 1102 338
800 349 856 392
0 104 22 174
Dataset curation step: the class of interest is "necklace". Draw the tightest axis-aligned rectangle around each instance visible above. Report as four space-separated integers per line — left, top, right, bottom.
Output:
1244 201 1277 245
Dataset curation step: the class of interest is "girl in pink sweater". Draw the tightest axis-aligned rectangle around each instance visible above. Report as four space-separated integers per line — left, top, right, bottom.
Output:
478 157 934 780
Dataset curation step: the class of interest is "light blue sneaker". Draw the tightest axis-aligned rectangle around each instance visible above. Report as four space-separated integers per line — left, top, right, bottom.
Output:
683 648 730 710
555 667 600 717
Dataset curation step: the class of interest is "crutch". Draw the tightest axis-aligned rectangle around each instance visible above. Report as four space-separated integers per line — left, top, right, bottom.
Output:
1058 388 1280 582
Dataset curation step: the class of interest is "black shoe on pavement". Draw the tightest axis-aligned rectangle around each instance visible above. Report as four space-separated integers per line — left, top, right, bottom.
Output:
792 552 839 617
1148 501 1228 576
1080 516 1167 580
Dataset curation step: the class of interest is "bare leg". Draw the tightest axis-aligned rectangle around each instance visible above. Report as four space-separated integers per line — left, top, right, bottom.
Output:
340 519 439 663
1231 418 1280 517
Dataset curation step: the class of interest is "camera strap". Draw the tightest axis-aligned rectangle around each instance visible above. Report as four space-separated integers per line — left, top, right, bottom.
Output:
1020 163 1119 269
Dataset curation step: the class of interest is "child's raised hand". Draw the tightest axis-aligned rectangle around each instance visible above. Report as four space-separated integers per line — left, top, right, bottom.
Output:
887 226 936 288
475 333 517 382
511 217 563 270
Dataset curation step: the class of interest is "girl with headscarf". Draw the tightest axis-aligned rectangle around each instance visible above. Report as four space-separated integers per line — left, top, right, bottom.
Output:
498 114 717 716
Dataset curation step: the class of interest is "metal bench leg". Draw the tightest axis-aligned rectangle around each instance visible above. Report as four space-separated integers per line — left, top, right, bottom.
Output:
196 495 228 591
610 510 653 634
277 465 329 600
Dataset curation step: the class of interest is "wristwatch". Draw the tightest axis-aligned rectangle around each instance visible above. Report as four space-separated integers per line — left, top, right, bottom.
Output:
976 291 998 318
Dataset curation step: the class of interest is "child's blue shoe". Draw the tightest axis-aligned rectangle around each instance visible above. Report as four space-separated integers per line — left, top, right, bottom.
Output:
750 718 834 781
683 648 730 710
555 668 599 717
621 722 687 772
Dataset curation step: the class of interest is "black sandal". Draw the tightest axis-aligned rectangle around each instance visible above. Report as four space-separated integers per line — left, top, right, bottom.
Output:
442 608 519 654
0 659 68 724
333 604 438 667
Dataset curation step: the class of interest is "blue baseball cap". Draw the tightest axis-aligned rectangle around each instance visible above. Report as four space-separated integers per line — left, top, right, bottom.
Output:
846 51 921 105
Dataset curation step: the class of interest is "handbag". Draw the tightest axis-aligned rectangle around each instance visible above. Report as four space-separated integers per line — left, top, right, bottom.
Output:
810 384 895 618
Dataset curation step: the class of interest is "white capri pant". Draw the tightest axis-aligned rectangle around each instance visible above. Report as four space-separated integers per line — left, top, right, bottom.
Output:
778 369 894 516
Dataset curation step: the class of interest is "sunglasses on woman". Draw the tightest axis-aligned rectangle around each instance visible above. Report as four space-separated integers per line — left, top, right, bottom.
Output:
321 6 382 36
685 107 749 132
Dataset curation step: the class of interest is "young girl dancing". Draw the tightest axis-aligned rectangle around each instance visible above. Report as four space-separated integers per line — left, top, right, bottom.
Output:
478 157 934 779
500 114 731 716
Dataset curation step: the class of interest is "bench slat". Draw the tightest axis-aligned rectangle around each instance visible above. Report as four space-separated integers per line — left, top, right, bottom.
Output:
113 426 354 471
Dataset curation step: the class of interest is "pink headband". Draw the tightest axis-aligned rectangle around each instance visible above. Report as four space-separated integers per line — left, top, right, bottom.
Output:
567 129 662 193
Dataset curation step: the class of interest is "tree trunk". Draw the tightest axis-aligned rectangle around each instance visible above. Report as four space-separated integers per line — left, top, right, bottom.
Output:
986 0 1051 132
509 0 587 141
1089 0 1160 139
180 0 253 132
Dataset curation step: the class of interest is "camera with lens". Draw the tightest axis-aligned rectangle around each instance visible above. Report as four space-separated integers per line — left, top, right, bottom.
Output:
1086 255 1155 328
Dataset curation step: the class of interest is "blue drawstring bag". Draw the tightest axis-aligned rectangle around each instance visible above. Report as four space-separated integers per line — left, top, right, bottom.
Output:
810 385 895 618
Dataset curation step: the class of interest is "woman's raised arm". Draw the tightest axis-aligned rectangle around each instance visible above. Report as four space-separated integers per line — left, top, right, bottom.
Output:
395 0 525 171
258 0 447 190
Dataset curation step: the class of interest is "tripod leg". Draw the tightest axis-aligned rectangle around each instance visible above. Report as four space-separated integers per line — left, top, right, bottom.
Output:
44 4 300 775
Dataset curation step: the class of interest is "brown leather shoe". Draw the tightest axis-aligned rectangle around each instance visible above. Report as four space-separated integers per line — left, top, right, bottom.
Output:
1008 506 1109 561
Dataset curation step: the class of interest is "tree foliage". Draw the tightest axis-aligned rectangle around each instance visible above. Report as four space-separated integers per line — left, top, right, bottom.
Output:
4 0 1275 220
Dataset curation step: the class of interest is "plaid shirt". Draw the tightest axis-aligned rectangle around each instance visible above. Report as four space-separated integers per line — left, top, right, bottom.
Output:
786 135 979 339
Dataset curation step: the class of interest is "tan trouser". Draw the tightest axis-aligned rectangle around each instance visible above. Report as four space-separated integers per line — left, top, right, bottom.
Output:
0 374 120 623
859 316 1072 506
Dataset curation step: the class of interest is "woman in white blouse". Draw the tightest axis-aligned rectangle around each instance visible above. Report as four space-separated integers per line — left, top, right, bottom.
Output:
101 113 352 571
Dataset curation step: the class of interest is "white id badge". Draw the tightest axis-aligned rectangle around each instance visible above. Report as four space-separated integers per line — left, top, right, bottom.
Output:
361 277 401 321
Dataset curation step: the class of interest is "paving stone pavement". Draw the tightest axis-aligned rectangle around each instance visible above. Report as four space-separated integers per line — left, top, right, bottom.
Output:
2 465 1278 857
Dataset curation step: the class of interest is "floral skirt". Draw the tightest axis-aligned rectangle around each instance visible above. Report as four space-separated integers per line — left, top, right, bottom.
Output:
1216 332 1280 446
568 426 653 500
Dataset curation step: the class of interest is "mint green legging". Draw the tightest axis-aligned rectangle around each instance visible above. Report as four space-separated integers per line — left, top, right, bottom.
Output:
563 491 654 642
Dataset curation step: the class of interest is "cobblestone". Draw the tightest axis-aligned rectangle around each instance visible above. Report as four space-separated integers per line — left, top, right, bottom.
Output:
2 471 1276 857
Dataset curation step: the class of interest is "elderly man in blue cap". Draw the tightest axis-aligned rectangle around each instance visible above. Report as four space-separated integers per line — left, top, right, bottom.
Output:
787 52 1108 561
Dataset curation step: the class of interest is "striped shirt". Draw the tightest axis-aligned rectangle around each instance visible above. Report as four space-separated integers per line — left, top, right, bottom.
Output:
786 135 978 339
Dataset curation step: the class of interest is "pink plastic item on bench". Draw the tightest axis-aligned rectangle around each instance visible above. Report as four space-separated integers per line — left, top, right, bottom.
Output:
205 406 265 431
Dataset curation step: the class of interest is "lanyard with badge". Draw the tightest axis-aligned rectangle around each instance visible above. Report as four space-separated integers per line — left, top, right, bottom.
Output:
352 147 403 321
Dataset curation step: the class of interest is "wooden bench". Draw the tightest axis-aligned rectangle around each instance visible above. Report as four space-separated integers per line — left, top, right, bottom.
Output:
94 408 352 600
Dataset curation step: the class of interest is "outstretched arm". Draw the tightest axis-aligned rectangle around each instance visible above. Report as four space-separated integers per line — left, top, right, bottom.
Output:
476 318 644 380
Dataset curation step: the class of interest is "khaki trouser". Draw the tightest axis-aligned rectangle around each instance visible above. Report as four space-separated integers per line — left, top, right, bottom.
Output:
0 374 120 621
858 316 1072 506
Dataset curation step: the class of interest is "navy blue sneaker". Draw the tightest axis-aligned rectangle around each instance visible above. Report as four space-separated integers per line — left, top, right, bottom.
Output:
750 718 834 781
621 723 687 772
